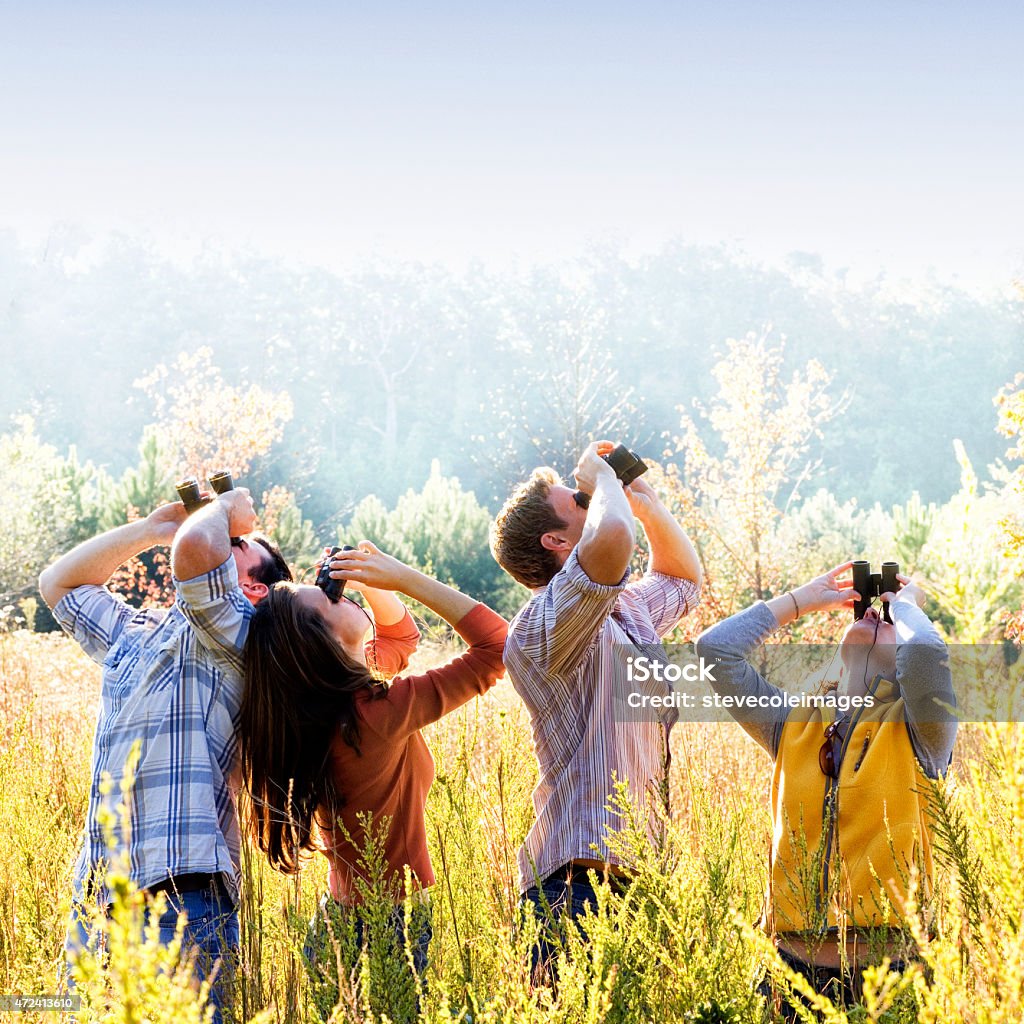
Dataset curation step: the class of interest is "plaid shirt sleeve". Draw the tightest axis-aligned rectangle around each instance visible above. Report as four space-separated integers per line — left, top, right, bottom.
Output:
623 572 701 636
505 548 628 695
52 585 137 664
174 556 253 677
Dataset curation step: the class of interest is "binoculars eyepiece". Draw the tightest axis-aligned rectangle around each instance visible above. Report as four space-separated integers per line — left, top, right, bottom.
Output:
316 545 355 603
574 444 649 510
852 560 901 624
175 471 235 514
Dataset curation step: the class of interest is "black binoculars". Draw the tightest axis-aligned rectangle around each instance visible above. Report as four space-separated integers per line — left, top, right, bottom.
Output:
175 471 234 514
316 545 355 603
574 444 649 510
852 560 901 624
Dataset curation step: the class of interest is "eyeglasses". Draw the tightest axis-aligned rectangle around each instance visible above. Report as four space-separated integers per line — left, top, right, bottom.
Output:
818 720 846 778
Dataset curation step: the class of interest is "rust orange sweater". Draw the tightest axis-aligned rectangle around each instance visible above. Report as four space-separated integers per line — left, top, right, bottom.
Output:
321 603 508 903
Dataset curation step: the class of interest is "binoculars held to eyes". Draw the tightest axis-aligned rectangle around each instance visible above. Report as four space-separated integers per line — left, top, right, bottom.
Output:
852 560 901 624
574 444 649 510
175 471 235 513
316 545 355 603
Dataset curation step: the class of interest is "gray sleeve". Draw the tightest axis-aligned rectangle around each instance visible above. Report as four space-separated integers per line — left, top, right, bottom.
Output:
891 601 957 778
694 603 789 758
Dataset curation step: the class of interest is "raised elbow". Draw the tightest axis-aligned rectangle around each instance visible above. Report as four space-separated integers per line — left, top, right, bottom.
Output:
481 659 506 694
170 530 219 582
693 632 714 662
694 626 732 664
604 516 636 561
37 566 60 609
577 516 635 586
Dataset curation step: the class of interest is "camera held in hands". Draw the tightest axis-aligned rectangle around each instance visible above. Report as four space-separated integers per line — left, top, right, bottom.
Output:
574 444 649 510
852 560 901 624
316 545 356 603
175 471 235 514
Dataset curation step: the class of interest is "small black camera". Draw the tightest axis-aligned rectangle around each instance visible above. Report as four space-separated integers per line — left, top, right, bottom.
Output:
574 444 649 510
175 471 235 514
316 545 355 603
852 560 901 624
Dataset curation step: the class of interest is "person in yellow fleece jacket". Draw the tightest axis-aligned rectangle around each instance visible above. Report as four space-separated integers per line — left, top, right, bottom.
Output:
695 561 956 1020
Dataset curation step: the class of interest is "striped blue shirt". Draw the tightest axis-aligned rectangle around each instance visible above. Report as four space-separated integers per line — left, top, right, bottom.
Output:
54 556 252 906
505 548 700 892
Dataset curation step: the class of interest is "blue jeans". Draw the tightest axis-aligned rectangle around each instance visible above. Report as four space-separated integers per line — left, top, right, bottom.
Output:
303 893 432 1023
522 871 602 985
65 880 239 1023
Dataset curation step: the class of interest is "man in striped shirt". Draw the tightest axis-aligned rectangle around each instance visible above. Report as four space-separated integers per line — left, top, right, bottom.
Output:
491 440 702 978
40 485 291 1019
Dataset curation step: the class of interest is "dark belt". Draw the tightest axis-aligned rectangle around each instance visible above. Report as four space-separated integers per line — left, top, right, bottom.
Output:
145 872 224 898
545 861 633 895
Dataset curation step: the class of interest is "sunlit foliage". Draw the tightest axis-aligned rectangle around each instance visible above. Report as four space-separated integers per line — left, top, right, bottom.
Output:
994 372 1024 641
134 346 293 482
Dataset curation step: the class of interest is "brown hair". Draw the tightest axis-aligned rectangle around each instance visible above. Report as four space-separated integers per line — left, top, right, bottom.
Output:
248 533 293 587
490 467 568 589
240 582 375 874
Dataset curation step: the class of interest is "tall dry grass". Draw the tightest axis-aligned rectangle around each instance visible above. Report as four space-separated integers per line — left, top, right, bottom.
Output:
1 629 1022 1023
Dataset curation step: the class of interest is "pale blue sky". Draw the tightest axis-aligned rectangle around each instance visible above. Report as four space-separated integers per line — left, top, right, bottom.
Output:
2 1 1021 284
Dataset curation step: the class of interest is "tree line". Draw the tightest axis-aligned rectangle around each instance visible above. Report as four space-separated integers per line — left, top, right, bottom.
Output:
1 322 1021 643
1 231 1020 521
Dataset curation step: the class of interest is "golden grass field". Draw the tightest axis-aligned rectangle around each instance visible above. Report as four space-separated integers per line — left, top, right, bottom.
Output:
1 628 1022 1024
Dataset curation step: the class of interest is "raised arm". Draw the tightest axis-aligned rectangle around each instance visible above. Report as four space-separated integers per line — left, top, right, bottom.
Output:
572 442 636 586
329 541 478 624
694 605 791 757
764 559 859 627
316 545 419 675
171 488 261 677
625 477 702 586
39 502 187 608
696 562 859 757
364 603 508 737
330 541 509 734
351 583 408 627
170 488 257 582
882 578 957 778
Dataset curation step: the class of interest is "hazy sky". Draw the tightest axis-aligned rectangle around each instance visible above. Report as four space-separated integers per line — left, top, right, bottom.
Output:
2 1 1022 285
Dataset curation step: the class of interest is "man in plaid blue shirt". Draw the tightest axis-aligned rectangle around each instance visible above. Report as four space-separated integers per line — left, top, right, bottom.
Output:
40 484 291 1018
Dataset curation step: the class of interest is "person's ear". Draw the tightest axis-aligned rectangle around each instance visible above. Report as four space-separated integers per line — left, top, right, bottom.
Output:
540 531 571 553
241 579 269 604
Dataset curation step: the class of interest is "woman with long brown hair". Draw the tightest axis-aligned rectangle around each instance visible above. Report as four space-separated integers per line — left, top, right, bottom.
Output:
239 541 507 1015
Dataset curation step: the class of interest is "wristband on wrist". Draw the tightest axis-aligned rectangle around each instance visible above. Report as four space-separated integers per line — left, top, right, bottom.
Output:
788 591 800 618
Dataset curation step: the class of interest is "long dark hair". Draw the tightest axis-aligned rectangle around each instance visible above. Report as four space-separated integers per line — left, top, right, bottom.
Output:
240 582 376 874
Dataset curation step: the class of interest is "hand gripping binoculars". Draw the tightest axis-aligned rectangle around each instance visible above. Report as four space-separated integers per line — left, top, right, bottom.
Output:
852 560 901 624
175 471 235 514
573 444 649 510
315 545 355 602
